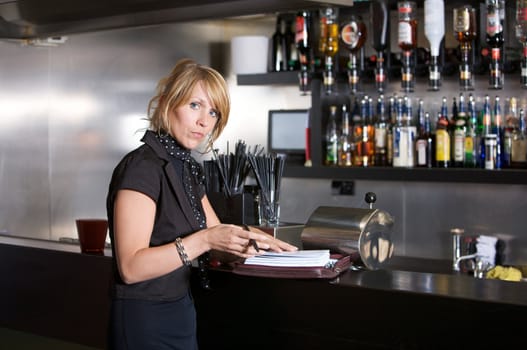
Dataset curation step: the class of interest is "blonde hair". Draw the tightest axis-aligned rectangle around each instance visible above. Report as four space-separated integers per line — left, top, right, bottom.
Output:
147 58 230 150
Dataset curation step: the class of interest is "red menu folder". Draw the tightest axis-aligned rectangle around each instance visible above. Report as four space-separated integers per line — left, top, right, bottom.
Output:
232 254 355 279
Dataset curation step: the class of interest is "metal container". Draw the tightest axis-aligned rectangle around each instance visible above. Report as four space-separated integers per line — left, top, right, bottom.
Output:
301 206 395 270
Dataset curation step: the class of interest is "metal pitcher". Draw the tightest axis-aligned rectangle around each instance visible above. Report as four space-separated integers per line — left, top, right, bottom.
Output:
301 205 395 270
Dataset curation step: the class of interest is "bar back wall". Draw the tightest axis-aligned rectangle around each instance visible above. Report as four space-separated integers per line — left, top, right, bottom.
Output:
0 14 526 266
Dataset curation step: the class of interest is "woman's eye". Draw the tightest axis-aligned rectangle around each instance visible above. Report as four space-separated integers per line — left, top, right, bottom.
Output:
209 110 219 118
190 102 200 110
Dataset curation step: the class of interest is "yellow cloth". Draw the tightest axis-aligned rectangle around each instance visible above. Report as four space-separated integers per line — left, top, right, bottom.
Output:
485 266 522 282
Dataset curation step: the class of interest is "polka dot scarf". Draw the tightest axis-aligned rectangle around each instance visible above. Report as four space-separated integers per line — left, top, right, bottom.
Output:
156 133 206 230
156 133 211 289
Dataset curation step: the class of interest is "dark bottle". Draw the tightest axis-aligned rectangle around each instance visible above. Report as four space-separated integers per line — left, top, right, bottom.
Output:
448 97 456 163
295 11 312 95
486 0 504 89
450 97 458 133
493 96 503 169
284 17 298 71
271 15 286 72
416 111 434 168
371 0 390 93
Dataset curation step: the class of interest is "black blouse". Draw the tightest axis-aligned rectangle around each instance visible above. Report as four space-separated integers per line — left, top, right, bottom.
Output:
106 130 205 301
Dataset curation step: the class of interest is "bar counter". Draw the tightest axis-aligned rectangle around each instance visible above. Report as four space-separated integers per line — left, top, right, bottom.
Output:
1 235 526 349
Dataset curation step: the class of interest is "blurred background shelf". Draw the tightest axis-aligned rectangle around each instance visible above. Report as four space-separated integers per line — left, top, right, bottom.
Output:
283 164 527 184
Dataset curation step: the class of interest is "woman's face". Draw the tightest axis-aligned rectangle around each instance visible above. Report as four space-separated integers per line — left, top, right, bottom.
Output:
169 82 219 150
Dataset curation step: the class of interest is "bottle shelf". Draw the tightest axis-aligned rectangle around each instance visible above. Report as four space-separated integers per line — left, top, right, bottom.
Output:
283 165 527 185
237 71 298 85
236 71 527 186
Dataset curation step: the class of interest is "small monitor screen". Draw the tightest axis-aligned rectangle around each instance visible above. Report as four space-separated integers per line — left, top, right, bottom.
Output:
268 109 308 154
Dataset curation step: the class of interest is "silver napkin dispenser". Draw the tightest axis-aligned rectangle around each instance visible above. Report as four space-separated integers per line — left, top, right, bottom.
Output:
301 206 395 270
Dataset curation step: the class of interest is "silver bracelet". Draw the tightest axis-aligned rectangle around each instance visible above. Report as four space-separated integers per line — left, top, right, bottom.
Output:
175 237 192 267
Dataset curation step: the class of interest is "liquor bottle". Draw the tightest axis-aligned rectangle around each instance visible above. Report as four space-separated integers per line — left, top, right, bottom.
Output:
295 11 312 95
511 108 527 168
417 98 425 134
424 0 445 90
516 0 527 88
440 96 449 134
481 95 492 168
436 104 451 168
338 104 353 167
493 96 503 169
486 0 504 89
416 111 434 168
453 5 477 90
464 94 478 168
398 1 417 93
374 95 389 166
304 108 312 167
318 9 328 57
450 97 458 134
351 97 363 166
393 96 416 167
453 94 467 167
361 97 375 167
482 95 493 137
484 134 498 169
386 96 395 166
325 105 339 166
320 7 339 94
271 15 286 72
503 97 518 167
340 15 367 94
284 17 298 71
371 0 390 93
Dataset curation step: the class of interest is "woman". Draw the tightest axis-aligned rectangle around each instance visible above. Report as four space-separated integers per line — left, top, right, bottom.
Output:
106 58 297 350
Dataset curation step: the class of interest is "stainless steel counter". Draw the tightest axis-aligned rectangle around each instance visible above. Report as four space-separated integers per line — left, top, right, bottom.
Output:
2 236 526 349
0 233 112 256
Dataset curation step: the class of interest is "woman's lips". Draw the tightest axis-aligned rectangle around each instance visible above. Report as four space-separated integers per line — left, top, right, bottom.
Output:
192 131 205 139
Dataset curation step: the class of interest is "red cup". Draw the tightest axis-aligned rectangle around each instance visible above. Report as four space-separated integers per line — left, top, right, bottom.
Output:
76 219 108 255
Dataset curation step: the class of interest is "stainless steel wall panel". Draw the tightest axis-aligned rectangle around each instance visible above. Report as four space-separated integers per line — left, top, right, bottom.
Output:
279 178 527 265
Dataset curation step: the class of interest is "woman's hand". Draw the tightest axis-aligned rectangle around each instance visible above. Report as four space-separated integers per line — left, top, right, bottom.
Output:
203 224 297 259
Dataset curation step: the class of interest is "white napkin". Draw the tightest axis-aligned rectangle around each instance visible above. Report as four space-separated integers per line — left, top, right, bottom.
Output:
476 235 498 267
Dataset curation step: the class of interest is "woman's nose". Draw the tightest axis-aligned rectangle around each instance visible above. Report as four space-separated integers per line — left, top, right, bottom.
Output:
197 111 211 128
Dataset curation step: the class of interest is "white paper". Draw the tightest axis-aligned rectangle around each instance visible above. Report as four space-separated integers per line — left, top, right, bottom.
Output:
244 249 331 267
